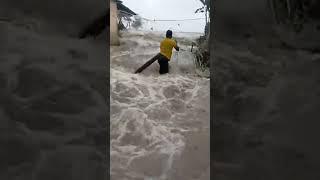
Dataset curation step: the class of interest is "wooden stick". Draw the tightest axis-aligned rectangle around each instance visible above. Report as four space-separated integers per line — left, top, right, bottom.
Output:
134 53 161 73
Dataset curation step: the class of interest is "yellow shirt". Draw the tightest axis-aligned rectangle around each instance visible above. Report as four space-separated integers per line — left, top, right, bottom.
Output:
160 38 177 60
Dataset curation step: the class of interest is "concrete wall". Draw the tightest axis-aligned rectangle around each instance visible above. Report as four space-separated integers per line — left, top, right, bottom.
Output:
110 1 119 46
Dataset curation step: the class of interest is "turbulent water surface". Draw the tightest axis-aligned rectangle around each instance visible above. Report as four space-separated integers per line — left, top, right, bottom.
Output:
110 31 210 180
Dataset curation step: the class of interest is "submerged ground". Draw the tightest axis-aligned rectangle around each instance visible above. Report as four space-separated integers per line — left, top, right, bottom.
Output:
110 31 210 180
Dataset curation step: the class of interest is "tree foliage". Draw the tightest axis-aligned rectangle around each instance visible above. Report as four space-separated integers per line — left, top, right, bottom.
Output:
131 16 143 29
195 0 211 36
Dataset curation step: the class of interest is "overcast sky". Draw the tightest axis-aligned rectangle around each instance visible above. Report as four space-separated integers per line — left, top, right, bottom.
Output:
121 0 206 33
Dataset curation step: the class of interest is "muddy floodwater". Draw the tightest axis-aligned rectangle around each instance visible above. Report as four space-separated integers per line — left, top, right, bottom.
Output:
110 31 210 180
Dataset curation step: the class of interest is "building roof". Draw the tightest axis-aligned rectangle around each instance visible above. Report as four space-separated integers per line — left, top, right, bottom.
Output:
115 0 137 16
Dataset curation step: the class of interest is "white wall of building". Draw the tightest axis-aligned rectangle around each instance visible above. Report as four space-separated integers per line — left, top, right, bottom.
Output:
110 1 120 46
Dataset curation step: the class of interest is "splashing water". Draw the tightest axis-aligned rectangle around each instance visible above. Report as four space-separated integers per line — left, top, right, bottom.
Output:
111 30 210 180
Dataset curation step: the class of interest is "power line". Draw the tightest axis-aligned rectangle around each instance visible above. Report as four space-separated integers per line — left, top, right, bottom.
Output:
143 18 206 22
118 10 205 22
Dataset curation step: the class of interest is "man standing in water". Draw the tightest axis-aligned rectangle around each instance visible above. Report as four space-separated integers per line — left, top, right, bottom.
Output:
134 30 180 74
158 30 180 74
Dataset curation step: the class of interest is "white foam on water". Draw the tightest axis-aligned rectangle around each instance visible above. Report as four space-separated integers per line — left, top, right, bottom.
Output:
110 31 209 179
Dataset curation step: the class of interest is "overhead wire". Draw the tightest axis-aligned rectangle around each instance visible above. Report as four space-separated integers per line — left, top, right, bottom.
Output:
118 10 205 22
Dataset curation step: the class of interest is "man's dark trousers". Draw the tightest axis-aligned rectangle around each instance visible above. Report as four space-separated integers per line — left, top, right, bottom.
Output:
158 54 169 74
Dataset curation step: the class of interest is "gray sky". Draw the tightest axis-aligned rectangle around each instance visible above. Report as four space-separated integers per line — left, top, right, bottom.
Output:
121 0 206 33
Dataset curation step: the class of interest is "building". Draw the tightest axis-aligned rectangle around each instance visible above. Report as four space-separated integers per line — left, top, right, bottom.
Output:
110 0 119 45
110 0 137 46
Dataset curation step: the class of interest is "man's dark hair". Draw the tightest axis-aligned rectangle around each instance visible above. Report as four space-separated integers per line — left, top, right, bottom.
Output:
166 30 173 38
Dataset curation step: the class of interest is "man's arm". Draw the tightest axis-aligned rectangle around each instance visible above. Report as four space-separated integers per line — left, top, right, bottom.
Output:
173 39 180 51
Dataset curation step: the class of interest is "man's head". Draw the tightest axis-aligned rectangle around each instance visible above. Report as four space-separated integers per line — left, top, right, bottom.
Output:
166 30 173 38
